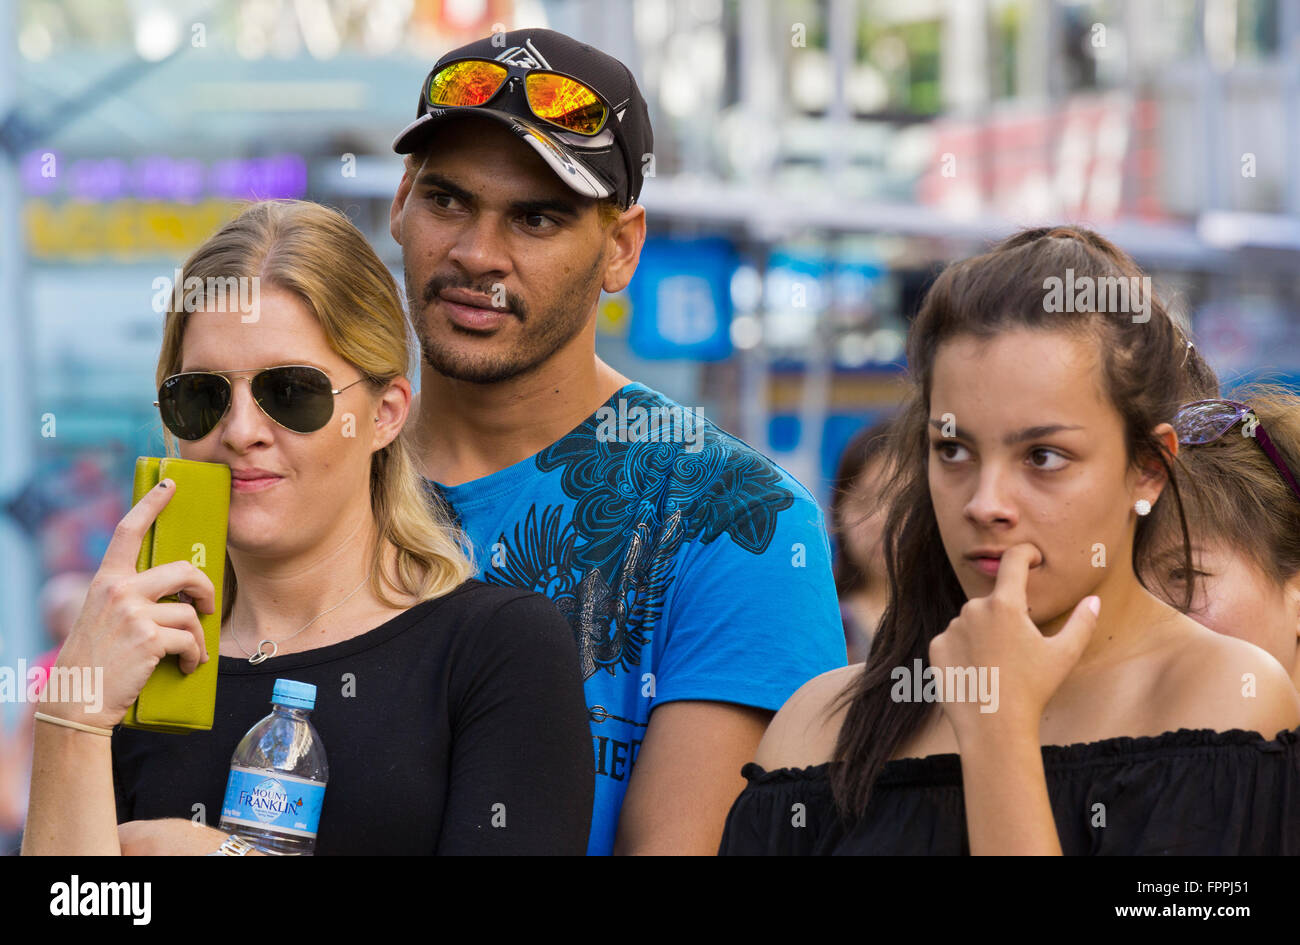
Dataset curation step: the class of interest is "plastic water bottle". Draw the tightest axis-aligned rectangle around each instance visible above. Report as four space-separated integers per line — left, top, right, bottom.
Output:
218 679 329 855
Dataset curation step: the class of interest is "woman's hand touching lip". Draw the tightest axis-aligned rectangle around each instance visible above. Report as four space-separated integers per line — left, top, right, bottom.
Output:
964 544 1045 578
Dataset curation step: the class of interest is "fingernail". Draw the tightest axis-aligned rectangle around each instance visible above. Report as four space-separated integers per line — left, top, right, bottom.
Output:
158 479 173 490
1087 596 1101 616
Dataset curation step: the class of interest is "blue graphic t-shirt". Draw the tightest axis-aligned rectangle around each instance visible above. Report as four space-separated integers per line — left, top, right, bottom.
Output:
423 382 847 855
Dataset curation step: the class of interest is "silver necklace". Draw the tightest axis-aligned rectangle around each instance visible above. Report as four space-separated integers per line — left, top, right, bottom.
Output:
233 577 369 664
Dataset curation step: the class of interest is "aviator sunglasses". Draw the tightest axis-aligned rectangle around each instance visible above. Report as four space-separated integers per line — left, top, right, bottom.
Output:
425 58 612 137
1173 399 1300 503
155 365 366 440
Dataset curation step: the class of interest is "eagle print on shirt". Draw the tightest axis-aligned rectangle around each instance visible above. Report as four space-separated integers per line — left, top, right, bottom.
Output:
427 387 797 681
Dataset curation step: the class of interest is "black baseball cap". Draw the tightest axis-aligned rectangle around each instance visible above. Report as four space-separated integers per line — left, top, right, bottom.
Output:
392 28 653 210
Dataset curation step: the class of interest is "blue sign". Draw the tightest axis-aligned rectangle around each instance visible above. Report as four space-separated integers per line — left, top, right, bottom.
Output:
627 237 735 361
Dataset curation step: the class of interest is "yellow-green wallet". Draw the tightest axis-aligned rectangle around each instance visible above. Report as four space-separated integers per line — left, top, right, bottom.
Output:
121 457 230 734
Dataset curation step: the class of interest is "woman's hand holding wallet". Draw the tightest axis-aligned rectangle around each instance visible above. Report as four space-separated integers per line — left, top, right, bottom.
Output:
44 477 216 732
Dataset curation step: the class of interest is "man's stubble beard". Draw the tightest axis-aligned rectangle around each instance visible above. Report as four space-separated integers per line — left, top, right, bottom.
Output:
411 248 606 386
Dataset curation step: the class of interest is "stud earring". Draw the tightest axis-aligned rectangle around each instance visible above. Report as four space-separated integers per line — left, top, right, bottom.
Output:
1135 498 1151 516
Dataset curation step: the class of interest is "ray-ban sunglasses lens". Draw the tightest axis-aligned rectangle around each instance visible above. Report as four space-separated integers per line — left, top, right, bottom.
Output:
157 373 230 441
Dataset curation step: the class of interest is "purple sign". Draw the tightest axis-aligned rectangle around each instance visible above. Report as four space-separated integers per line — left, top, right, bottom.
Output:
21 151 308 202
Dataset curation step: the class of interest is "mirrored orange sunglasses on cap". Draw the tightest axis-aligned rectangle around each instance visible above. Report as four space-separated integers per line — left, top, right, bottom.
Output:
426 58 610 136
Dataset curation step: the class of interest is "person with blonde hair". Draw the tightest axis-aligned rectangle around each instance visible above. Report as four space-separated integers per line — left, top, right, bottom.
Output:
23 200 593 855
1144 383 1300 690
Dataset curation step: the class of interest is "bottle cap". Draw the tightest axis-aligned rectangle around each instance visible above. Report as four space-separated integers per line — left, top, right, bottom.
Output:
271 678 317 710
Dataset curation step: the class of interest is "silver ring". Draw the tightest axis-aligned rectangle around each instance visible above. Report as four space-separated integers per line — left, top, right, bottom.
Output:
250 640 277 665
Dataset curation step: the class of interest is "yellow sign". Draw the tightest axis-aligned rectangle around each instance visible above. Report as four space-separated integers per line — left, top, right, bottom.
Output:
597 292 630 337
25 199 247 261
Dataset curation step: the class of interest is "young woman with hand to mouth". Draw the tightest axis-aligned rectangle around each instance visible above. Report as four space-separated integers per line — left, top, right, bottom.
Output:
719 226 1300 855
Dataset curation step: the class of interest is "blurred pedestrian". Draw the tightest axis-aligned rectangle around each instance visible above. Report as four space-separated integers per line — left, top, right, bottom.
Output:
830 420 896 663
0 571 92 854
1143 384 1300 690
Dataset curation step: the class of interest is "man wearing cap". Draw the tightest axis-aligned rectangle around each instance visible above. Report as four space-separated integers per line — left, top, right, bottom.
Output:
390 27 846 855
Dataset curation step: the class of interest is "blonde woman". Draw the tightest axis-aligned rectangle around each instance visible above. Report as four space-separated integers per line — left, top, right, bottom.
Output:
1144 384 1300 690
23 200 593 855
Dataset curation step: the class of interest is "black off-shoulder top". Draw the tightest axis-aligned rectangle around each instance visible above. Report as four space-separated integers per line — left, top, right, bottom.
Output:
719 728 1300 855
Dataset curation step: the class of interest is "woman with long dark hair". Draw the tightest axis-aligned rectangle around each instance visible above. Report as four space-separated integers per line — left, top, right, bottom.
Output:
719 226 1300 855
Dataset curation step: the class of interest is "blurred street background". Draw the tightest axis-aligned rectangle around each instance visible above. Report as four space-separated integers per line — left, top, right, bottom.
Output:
2 0 1299 846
